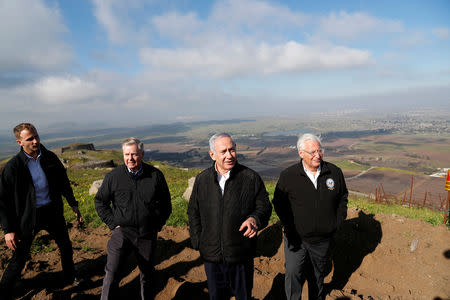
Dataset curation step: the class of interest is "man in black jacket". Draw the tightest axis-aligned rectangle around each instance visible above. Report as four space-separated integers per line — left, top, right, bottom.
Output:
188 133 272 300
273 133 348 300
95 137 171 300
0 123 82 298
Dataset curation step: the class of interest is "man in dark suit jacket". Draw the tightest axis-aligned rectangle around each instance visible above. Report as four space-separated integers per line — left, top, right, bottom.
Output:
0 123 82 299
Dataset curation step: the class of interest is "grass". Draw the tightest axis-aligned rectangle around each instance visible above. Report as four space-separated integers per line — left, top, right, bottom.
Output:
374 167 416 175
30 235 56 253
81 245 96 252
63 160 200 228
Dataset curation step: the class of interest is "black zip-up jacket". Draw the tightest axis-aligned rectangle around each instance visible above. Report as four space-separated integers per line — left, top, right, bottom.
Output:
95 163 171 238
187 163 272 263
0 145 78 237
273 160 348 244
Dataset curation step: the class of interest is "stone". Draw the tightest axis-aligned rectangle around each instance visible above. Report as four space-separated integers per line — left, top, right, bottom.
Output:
410 238 419 252
183 177 196 201
89 180 104 195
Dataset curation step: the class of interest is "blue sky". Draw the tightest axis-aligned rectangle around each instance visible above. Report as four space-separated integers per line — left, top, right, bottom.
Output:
0 0 449 130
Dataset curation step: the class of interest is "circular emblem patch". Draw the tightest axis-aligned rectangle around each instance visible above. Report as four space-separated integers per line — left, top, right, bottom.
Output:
326 178 335 190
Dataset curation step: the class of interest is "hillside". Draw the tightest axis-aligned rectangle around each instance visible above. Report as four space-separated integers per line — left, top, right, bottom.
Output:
0 145 449 299
0 207 448 299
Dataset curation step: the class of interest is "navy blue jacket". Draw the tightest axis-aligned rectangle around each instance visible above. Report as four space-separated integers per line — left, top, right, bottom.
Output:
95 163 172 238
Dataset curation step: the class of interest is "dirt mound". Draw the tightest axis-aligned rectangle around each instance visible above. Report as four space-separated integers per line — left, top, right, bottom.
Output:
0 208 449 299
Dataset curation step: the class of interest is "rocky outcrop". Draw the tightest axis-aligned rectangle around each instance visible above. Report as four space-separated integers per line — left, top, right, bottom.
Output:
89 180 103 195
72 160 115 170
61 143 95 153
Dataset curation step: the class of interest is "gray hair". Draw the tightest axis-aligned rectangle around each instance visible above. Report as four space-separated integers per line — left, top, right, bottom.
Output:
297 133 322 151
122 137 144 152
209 133 235 153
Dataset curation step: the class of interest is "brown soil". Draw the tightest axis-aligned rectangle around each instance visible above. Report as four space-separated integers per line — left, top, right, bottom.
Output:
1 208 449 299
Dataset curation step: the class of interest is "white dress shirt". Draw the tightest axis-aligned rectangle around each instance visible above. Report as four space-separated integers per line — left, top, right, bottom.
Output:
302 162 321 189
215 164 231 196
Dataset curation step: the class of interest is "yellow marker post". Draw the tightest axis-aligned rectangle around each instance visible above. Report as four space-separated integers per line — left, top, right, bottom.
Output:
444 170 450 225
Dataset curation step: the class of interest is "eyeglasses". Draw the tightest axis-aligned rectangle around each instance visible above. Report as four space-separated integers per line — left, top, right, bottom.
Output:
302 149 323 156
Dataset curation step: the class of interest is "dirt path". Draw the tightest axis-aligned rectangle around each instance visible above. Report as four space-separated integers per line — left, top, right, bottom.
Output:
0 207 449 299
345 166 376 181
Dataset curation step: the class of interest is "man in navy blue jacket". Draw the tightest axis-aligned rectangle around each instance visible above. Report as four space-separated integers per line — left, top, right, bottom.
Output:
273 133 348 300
95 137 171 300
0 123 82 299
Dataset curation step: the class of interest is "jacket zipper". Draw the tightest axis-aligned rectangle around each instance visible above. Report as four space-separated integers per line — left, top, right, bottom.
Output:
219 179 226 262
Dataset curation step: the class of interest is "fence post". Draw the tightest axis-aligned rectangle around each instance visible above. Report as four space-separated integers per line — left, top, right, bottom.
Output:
375 186 378 203
444 192 450 225
380 183 387 204
444 170 450 225
408 175 414 208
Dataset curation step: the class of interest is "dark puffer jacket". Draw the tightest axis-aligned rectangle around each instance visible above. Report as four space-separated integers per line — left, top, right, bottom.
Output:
188 163 272 263
95 163 171 238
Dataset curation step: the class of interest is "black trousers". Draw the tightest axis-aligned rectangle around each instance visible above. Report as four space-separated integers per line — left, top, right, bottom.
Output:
101 227 156 300
204 260 254 300
284 236 331 300
0 203 75 296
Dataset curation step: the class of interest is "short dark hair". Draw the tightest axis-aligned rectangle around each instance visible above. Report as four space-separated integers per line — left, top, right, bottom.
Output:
13 123 37 139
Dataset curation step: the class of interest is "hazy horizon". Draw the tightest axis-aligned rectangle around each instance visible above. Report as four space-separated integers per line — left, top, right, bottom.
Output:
1 0 449 130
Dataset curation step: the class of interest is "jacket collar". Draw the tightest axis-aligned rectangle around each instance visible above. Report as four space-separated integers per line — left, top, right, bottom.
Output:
121 162 151 178
209 161 242 180
17 144 48 165
298 159 330 177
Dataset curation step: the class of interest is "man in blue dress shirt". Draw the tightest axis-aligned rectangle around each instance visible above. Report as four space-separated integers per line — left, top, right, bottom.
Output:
0 123 82 299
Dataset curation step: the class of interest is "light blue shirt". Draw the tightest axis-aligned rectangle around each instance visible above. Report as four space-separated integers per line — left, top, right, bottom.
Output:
24 151 52 208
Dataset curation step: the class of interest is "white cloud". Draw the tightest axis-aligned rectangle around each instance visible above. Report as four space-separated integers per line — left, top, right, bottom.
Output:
92 0 149 45
0 0 73 73
92 0 131 44
152 0 308 45
140 41 372 78
6 72 115 106
432 27 450 40
318 11 403 40
394 31 427 48
152 11 202 42
210 0 308 29
32 75 102 104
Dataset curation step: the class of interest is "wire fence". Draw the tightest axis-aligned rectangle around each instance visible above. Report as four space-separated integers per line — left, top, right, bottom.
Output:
371 175 450 224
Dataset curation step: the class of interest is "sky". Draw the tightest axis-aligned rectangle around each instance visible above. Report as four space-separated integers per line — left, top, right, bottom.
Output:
0 0 449 131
